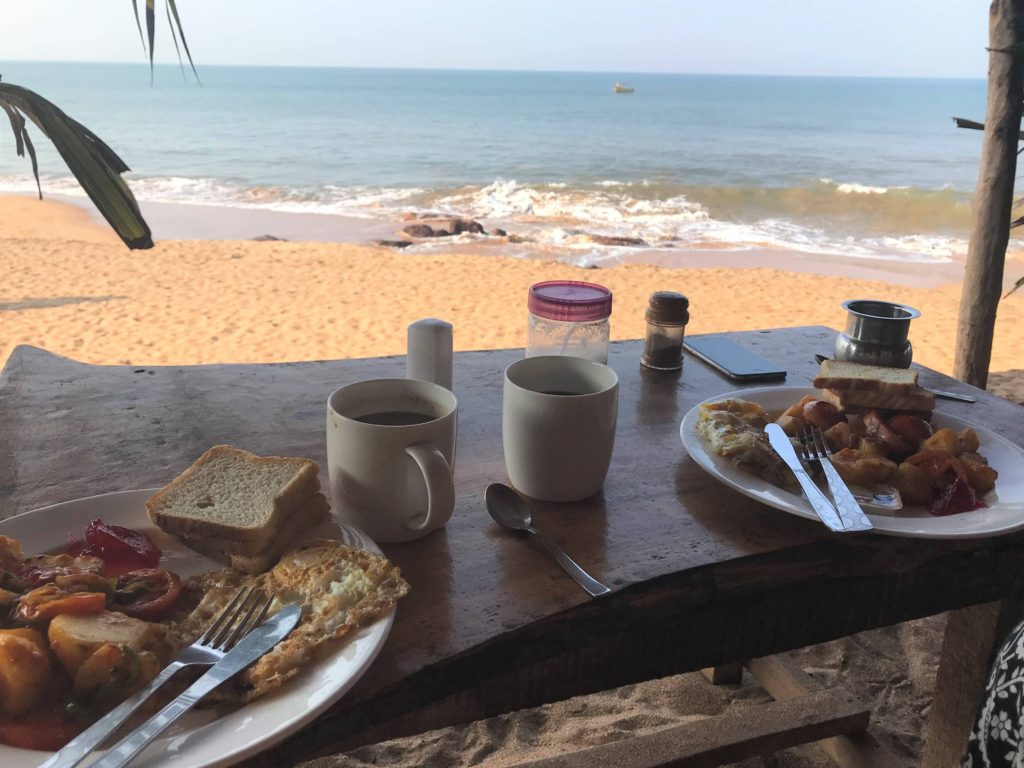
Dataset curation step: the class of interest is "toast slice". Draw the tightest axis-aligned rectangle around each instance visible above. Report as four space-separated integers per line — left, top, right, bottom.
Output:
180 492 331 574
813 360 919 393
146 445 320 543
822 386 935 414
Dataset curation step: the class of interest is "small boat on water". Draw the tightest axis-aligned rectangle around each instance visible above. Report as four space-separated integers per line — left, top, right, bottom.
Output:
614 82 634 94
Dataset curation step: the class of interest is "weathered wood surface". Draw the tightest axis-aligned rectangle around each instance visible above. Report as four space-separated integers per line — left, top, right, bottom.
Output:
506 689 868 768
1 329 1023 766
954 0 1024 387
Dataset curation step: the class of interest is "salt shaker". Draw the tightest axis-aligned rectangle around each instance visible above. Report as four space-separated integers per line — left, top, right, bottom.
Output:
407 318 453 389
641 291 689 371
526 280 613 364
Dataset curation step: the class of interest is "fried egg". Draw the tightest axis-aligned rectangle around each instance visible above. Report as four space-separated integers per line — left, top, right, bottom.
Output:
166 540 409 703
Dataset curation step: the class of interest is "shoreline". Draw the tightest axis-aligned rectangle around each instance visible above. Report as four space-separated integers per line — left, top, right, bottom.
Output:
29 192 1005 291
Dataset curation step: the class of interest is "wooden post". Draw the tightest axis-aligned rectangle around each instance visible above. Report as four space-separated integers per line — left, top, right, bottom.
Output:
954 0 1024 388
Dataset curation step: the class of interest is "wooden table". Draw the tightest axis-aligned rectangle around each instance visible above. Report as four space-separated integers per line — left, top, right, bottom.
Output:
2 327 1023 768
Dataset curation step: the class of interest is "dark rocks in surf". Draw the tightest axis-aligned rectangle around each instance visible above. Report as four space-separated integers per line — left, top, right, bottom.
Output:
491 228 508 237
401 223 437 238
400 218 486 238
372 239 414 249
251 234 288 241
589 234 647 247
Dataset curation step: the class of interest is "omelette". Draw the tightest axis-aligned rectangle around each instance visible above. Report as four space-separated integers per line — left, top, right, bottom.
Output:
166 540 409 702
697 398 797 487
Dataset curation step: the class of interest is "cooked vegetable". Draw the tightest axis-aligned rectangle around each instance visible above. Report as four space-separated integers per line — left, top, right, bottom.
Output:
114 569 181 621
16 586 106 623
0 629 52 717
21 553 105 588
48 611 154 678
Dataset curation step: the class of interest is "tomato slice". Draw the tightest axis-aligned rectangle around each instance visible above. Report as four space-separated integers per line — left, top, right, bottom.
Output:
65 520 162 577
114 569 182 620
85 520 161 573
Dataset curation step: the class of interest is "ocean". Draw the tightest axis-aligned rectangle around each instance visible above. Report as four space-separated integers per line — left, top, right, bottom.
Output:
0 62 989 266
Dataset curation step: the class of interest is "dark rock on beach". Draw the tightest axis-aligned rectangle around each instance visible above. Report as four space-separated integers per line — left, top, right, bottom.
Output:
491 228 508 237
589 234 647 247
372 240 414 249
250 234 288 241
401 224 437 238
400 218 487 239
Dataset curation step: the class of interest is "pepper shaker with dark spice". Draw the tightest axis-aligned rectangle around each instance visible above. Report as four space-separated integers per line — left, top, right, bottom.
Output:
641 291 689 371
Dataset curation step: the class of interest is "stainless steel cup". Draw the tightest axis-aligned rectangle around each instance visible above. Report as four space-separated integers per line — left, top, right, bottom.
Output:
834 299 920 368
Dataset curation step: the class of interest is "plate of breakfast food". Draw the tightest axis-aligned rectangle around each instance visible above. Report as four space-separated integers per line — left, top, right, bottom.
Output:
679 361 1024 538
0 445 410 768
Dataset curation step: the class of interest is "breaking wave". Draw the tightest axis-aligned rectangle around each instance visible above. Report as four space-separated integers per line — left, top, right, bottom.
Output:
0 173 976 264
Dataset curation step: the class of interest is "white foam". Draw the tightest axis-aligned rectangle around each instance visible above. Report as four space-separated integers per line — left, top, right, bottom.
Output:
0 172 982 265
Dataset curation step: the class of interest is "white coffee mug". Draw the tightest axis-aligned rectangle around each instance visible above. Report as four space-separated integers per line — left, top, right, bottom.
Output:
326 378 457 543
502 356 618 502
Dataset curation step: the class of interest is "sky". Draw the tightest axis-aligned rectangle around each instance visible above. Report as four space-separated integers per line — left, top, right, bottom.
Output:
2 0 991 78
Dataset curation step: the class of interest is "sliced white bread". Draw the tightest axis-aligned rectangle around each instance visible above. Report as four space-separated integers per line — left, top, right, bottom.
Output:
146 445 320 543
813 360 919 393
822 386 935 414
181 492 331 574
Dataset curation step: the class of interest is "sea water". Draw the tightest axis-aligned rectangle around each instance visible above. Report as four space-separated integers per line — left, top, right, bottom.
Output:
0 62 989 265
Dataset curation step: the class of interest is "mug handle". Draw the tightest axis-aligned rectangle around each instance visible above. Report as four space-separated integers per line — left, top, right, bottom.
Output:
404 441 455 532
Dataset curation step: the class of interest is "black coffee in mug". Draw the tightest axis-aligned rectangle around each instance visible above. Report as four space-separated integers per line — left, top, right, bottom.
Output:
354 410 434 426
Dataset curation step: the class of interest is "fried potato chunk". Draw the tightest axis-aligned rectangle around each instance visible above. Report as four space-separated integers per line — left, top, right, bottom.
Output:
960 452 998 493
0 629 51 718
894 462 935 506
922 428 960 455
829 448 898 485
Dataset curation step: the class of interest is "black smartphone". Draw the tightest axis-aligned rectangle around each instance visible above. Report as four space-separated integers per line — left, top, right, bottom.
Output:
683 337 787 382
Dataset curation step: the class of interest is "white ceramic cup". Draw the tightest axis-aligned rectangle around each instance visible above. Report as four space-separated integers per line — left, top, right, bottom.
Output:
326 378 457 543
502 355 618 502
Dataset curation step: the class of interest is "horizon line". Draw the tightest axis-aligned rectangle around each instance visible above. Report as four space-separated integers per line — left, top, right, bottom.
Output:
0 58 986 82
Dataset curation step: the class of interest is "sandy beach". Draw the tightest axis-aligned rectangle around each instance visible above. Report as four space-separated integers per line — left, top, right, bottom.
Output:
3 194 1024 767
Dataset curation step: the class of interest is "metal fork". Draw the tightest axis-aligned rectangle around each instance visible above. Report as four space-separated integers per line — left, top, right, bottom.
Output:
44 586 274 768
800 425 874 532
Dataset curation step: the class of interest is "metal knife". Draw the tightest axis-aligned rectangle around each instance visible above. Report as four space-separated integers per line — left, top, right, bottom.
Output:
812 354 976 403
90 604 302 768
765 424 846 532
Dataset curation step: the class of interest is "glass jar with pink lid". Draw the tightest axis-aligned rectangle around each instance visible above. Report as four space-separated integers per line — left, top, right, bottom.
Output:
526 280 613 364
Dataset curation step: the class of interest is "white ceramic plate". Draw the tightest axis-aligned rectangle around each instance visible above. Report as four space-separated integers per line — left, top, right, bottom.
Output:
0 489 394 768
680 386 1024 538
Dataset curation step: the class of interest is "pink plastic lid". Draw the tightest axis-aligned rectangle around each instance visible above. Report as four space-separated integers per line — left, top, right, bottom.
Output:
528 281 613 322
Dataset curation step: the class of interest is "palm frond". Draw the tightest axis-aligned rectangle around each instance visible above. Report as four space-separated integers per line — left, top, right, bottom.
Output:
133 0 199 83
0 83 153 249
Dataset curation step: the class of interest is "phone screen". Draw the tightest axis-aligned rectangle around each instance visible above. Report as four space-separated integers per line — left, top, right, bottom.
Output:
683 337 787 381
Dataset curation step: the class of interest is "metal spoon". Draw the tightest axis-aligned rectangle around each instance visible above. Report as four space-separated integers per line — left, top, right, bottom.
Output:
813 354 976 403
485 482 611 597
